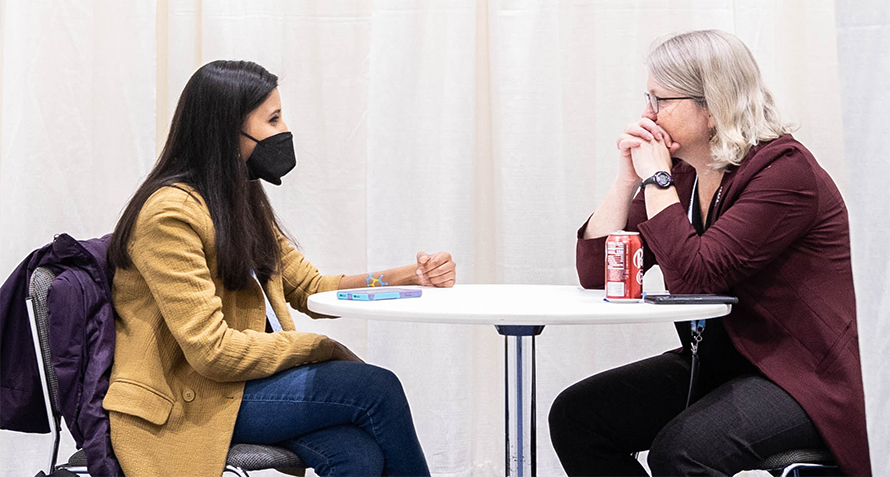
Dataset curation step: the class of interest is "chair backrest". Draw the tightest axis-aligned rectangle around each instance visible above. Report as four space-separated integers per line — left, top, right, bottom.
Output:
26 266 63 473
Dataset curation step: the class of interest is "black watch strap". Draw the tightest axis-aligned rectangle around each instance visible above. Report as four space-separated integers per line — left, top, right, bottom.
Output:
641 171 674 190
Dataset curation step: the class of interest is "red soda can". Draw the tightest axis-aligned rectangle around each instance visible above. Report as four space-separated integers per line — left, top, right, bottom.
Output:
605 231 643 301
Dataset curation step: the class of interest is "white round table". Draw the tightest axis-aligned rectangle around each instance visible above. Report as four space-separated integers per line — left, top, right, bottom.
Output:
308 284 732 477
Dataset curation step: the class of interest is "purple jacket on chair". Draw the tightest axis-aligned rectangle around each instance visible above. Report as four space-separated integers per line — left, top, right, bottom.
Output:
1 233 123 476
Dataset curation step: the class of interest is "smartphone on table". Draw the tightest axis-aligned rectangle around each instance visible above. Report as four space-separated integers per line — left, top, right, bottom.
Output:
643 294 738 305
337 288 422 301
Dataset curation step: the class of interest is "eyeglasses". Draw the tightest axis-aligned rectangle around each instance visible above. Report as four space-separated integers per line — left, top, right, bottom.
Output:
644 92 704 114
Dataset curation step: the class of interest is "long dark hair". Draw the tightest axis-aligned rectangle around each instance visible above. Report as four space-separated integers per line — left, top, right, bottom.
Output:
108 60 284 290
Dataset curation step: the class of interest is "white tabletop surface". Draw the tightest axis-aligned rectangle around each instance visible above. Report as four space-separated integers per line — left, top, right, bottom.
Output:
307 284 731 326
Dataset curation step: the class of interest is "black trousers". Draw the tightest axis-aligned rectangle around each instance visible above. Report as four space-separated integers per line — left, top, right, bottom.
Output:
548 353 827 476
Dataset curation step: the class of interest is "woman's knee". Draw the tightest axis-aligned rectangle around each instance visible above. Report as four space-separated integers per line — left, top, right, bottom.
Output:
548 382 613 450
366 364 402 387
318 361 407 400
359 364 407 400
549 388 582 455
549 387 577 438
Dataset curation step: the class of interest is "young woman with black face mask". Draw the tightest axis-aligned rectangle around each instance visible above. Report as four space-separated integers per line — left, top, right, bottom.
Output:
105 60 455 477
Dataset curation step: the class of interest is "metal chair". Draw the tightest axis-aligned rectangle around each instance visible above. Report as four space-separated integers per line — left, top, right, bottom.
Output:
757 448 838 477
27 265 308 477
27 267 90 476
224 444 306 476
634 447 837 477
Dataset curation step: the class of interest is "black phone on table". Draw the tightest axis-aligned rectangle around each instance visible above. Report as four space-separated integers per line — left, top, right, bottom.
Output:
643 294 738 304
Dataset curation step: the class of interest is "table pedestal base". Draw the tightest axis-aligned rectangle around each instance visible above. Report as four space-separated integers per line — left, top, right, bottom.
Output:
496 325 544 477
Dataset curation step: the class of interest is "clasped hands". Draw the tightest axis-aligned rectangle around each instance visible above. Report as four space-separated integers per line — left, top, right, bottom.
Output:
616 118 679 182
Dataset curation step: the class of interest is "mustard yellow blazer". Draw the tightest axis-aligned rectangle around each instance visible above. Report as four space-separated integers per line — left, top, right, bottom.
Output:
103 185 343 476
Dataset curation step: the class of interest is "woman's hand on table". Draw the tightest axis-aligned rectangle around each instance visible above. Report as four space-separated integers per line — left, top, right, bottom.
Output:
415 251 456 287
337 253 456 290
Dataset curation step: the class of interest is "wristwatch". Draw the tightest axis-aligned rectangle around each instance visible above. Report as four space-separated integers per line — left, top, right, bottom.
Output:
641 171 674 190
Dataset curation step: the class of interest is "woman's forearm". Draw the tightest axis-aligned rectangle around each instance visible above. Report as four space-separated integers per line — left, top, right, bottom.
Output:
644 186 680 219
338 264 419 289
583 178 641 239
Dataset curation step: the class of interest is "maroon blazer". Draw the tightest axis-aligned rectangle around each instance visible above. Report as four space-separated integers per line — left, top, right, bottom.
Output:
576 135 870 476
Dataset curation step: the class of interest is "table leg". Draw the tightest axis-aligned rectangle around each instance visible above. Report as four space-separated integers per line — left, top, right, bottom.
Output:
495 325 544 477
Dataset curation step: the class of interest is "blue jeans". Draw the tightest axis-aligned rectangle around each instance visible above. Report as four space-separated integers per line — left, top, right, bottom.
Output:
231 361 430 476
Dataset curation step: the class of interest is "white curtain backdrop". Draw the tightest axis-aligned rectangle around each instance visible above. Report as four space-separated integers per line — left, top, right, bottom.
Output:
1 1 886 476
835 0 890 475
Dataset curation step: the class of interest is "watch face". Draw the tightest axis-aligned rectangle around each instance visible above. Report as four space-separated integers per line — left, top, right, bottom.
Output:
655 171 672 187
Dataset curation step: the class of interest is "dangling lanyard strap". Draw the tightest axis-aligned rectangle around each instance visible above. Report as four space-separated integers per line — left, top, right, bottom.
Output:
686 319 706 408
251 270 283 332
684 176 705 408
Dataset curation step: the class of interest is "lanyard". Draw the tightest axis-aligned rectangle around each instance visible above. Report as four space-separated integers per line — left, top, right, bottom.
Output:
251 270 283 332
686 319 706 408
690 319 706 354
684 175 715 408
687 174 723 232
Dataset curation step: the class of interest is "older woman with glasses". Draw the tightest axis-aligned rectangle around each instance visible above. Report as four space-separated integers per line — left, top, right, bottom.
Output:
549 30 870 476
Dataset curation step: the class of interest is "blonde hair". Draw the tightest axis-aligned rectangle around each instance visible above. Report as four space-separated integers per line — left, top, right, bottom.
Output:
645 30 793 168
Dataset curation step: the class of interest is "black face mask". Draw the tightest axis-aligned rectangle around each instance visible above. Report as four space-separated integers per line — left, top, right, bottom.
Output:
241 131 297 185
